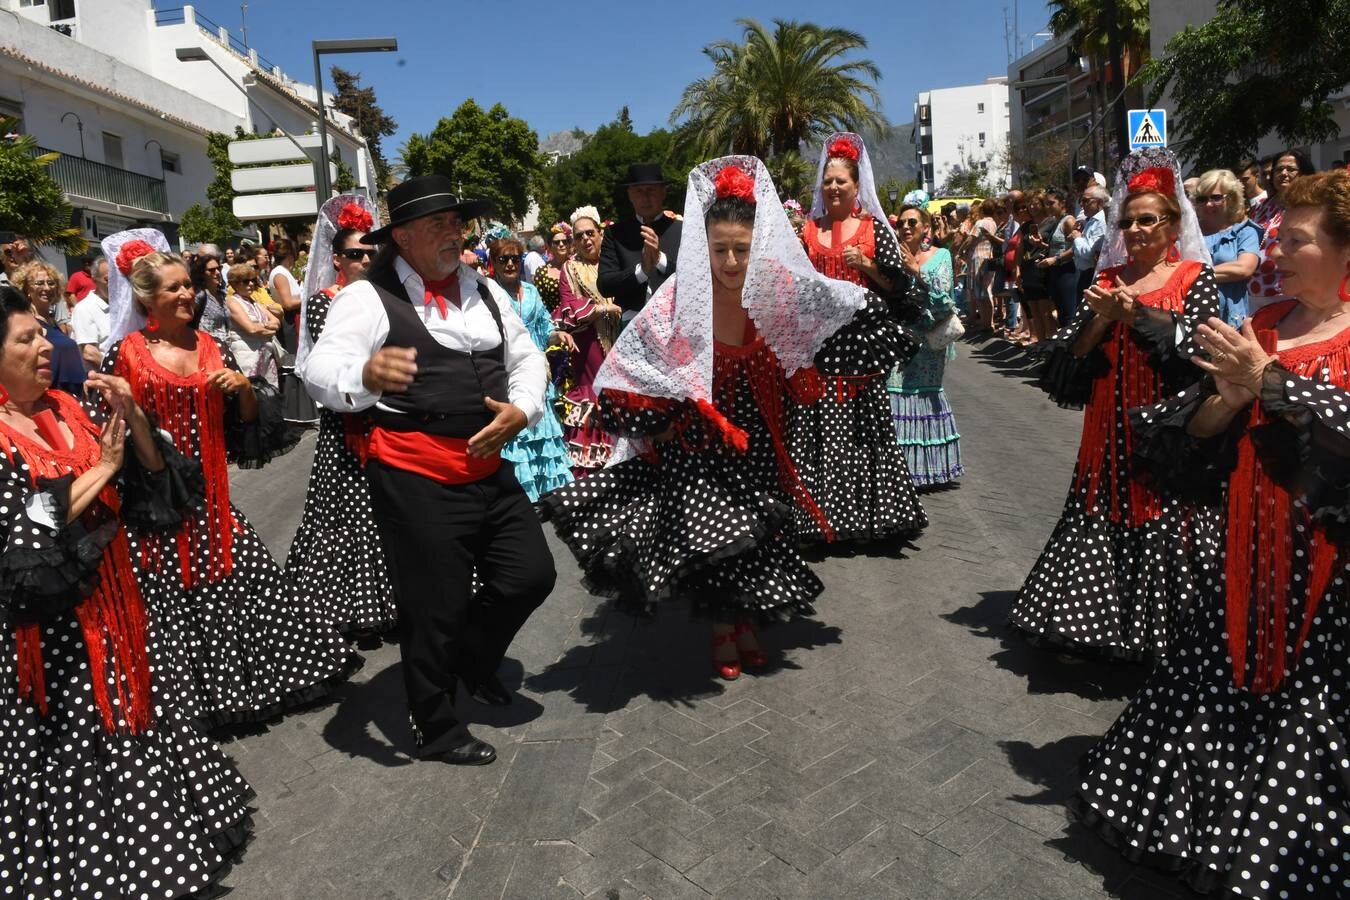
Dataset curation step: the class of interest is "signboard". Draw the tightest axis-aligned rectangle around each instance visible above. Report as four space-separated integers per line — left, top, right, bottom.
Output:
1128 109 1167 151
231 162 337 193
233 192 321 219
227 134 334 165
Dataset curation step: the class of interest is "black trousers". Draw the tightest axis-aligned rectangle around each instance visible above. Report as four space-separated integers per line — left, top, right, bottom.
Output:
366 460 556 754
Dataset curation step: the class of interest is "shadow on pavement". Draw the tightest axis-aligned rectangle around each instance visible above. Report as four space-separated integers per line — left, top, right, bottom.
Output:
943 591 1150 701
319 657 544 766
963 334 1045 383
524 598 842 714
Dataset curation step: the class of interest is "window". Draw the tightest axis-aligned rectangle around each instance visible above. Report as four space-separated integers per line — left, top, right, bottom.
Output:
979 132 986 147
48 0 76 19
18 0 47 7
0 96 22 132
977 102 985 114
101 131 123 169
160 150 180 174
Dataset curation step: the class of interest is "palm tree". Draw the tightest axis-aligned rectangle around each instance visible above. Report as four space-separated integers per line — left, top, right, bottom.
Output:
0 119 87 255
1048 0 1150 84
671 19 886 161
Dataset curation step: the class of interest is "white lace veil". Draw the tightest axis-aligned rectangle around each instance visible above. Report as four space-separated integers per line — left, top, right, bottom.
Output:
596 155 867 415
102 228 171 352
809 132 890 228
1097 146 1210 274
296 193 380 372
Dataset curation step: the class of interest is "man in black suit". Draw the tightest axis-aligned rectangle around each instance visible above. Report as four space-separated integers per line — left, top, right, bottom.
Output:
598 163 682 313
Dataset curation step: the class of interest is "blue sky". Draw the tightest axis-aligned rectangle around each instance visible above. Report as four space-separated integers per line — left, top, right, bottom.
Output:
176 0 1055 158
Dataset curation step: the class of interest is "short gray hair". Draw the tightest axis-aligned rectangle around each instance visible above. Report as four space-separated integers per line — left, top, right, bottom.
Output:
195 243 223 260
1083 184 1110 202
528 234 546 252
91 256 109 277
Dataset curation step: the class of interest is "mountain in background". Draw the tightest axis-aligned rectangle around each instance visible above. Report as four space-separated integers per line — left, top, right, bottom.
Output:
862 122 919 186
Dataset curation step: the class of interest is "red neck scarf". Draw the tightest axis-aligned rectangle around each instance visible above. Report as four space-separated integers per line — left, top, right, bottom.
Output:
1225 300 1347 693
423 274 457 319
1074 261 1201 526
804 217 875 288
5 391 153 734
116 331 237 588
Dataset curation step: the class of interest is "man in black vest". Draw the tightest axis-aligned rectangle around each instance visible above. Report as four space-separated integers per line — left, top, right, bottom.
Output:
597 163 682 312
300 176 555 765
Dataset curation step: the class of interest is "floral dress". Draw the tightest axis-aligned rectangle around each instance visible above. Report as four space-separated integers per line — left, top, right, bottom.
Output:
554 259 620 476
1074 299 1349 898
791 215 928 541
1009 261 1223 658
105 330 359 728
282 287 398 635
887 248 964 486
0 390 253 898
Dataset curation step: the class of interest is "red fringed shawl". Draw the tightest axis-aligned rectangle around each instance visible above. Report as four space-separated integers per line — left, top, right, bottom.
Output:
114 331 238 587
1074 261 1201 526
7 390 153 734
1225 300 1346 694
803 216 885 399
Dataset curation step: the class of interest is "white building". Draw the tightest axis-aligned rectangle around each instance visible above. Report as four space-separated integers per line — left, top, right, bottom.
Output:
1006 31 1097 187
0 0 373 270
913 78 1011 196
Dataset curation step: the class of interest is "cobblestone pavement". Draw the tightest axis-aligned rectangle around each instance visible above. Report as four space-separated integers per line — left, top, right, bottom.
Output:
220 335 1199 900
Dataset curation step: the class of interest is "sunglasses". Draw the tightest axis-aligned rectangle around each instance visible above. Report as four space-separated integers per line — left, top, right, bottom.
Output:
496 254 523 264
898 218 923 228
338 248 374 261
574 228 599 240
551 239 570 247
1197 194 1227 205
1118 214 1169 230
205 265 221 273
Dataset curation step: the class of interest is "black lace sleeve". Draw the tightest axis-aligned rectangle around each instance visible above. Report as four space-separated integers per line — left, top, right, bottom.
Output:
1254 364 1350 544
813 295 921 376
0 454 117 621
1128 380 1242 507
118 414 206 533
215 337 302 468
1037 302 1105 409
598 390 685 438
1131 265 1222 392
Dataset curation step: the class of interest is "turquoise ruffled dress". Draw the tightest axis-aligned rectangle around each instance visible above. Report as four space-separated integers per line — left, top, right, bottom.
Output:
887 249 964 486
502 281 575 501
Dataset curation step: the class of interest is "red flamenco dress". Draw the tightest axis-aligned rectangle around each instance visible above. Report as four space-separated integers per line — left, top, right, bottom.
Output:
0 390 253 898
792 215 928 542
1074 299 1350 897
105 330 359 728
1010 260 1224 658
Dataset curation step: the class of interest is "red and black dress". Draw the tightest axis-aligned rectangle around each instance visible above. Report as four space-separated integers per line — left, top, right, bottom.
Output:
0 390 253 897
103 330 358 728
1010 261 1223 658
1074 299 1350 897
791 215 928 542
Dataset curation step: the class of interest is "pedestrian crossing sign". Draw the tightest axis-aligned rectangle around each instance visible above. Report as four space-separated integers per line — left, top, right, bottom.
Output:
1128 109 1167 150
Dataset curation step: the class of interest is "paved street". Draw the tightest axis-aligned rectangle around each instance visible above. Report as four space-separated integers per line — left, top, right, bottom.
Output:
220 336 1195 900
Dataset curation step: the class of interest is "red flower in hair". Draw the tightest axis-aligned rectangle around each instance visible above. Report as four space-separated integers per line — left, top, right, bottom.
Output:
714 166 756 203
337 202 373 232
115 239 156 276
1127 166 1176 197
827 136 860 163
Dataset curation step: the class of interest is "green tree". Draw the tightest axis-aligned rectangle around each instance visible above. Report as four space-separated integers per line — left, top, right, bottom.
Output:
329 66 397 193
535 108 703 228
764 150 814 206
0 120 86 254
179 130 245 244
1048 0 1151 84
400 100 542 223
671 18 885 159
1140 0 1350 167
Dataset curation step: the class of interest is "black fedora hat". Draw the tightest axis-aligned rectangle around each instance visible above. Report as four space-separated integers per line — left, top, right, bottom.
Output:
363 175 496 244
619 163 667 187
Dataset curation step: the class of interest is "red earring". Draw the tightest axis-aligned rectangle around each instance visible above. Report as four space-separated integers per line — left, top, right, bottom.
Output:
1339 268 1350 303
145 315 160 333
0 385 9 405
1166 245 1181 263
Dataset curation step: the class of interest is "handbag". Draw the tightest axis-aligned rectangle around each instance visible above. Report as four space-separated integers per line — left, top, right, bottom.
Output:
926 312 965 350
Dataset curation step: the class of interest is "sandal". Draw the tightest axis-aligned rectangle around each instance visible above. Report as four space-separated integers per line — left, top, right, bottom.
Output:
712 632 741 681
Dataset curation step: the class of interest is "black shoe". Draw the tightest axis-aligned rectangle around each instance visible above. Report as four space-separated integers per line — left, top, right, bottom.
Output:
424 735 497 766
464 675 512 707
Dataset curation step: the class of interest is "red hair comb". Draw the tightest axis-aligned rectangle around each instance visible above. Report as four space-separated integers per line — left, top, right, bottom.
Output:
336 203 373 232
713 166 756 203
1127 166 1176 198
115 239 156 276
827 137 860 163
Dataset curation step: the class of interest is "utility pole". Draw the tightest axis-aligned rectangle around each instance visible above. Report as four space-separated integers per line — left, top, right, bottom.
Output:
240 3 249 50
1104 0 1128 159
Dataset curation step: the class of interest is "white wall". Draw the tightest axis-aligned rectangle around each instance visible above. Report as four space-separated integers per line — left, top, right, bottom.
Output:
924 81 1011 194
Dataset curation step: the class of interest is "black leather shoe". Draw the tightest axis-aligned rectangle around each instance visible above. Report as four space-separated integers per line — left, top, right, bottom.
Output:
465 675 512 707
424 735 496 766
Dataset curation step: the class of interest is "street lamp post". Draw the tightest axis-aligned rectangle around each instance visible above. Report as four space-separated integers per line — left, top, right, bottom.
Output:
311 37 397 199
887 185 899 213
59 111 85 158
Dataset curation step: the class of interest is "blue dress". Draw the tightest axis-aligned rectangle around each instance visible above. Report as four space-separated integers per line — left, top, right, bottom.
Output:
42 319 86 396
887 249 964 486
1203 219 1262 326
501 281 574 501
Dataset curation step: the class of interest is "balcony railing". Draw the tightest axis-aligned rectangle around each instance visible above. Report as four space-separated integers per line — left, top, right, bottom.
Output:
32 147 169 215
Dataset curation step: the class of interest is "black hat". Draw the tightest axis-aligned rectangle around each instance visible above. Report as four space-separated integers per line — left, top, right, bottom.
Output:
619 163 667 187
363 175 496 244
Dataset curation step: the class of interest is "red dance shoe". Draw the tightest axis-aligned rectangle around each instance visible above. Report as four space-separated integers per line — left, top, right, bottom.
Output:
712 632 741 680
734 621 768 669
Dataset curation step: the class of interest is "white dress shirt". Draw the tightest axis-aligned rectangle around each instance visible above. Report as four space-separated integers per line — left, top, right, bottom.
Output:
72 294 110 367
632 215 669 286
299 255 546 427
1072 210 1107 272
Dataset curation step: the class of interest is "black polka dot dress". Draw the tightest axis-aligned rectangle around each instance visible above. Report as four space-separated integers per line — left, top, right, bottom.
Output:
794 221 929 543
0 392 253 899
282 291 397 635
105 331 360 730
1009 263 1223 660
1074 302 1350 898
542 334 827 621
